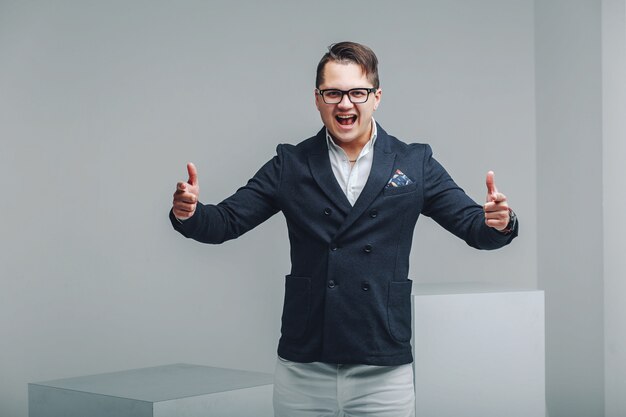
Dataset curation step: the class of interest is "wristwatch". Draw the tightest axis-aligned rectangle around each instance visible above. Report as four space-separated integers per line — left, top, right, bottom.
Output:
500 208 517 234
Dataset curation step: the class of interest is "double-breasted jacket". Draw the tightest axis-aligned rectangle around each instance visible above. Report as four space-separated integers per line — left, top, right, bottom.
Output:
170 124 518 366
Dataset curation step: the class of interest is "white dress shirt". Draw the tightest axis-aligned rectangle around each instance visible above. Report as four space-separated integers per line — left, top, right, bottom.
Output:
325 118 378 206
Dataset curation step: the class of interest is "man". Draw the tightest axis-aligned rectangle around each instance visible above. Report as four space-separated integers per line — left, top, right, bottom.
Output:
170 41 518 417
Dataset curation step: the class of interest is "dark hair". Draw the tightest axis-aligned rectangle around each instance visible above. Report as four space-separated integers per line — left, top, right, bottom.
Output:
315 41 379 89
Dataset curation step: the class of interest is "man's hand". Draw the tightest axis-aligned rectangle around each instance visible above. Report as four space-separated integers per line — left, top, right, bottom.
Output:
484 171 510 231
172 162 200 220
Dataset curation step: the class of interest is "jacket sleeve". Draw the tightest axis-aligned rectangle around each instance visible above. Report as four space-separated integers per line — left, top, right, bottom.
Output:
420 144 518 250
169 145 284 244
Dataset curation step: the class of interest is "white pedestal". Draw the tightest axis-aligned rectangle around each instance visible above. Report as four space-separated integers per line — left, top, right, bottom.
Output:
412 283 545 417
28 363 274 417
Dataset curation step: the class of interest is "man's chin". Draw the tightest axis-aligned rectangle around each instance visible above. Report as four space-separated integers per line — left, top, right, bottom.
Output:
329 134 357 147
328 128 358 142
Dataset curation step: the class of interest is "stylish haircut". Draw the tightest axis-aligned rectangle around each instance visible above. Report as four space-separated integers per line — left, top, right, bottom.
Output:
315 41 380 89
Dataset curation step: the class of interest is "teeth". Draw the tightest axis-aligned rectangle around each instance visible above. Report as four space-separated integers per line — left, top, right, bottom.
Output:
337 115 355 119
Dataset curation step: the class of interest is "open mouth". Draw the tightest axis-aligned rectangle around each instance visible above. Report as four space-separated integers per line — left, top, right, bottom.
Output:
336 114 357 126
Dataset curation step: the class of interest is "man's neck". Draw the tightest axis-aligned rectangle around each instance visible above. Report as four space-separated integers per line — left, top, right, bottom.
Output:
328 120 375 159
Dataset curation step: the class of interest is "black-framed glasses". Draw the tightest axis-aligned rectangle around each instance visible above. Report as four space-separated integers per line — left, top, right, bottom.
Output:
316 88 377 104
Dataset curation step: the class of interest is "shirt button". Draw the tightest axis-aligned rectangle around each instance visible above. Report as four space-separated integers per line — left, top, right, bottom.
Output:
324 208 332 216
361 281 370 291
364 244 373 253
369 209 378 218
330 243 338 251
328 280 336 289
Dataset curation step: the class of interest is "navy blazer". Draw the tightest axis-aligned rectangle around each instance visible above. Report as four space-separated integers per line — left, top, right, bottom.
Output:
170 124 518 366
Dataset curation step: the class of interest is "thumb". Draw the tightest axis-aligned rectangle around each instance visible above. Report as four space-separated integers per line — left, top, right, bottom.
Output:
187 162 198 186
486 170 498 201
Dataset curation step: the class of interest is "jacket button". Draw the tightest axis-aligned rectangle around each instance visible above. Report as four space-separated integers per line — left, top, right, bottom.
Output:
324 208 332 216
364 244 372 253
330 243 338 251
369 209 378 218
361 281 370 291
328 280 336 289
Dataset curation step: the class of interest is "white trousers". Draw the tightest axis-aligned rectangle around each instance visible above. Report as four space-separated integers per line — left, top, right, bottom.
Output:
273 357 415 417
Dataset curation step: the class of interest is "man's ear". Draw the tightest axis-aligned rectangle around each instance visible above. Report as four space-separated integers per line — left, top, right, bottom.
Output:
374 88 382 111
314 89 321 110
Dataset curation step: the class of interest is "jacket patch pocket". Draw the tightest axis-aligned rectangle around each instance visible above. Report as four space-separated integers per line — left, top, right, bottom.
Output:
383 182 417 197
387 280 413 342
280 275 311 340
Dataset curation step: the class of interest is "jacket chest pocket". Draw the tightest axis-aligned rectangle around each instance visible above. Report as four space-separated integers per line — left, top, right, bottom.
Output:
383 182 417 197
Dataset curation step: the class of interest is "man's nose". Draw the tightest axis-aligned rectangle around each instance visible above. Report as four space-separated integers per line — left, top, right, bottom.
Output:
337 93 354 109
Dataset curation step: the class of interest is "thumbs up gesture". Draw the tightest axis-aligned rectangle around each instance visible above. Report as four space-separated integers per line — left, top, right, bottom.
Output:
172 162 200 220
484 171 510 231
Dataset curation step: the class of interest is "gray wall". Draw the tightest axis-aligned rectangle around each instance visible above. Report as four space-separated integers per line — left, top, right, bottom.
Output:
602 0 626 416
535 1 605 416
11 0 619 416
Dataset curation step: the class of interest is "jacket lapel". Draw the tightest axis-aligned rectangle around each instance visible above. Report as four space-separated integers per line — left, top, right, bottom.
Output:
334 125 396 238
308 129 352 211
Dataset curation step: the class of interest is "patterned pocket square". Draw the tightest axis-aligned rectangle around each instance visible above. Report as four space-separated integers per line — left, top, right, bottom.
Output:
386 169 414 188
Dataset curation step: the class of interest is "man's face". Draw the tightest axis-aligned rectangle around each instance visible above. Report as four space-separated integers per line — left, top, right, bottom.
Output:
315 61 381 147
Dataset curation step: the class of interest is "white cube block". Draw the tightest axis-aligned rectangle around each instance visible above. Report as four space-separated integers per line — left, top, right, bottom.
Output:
412 283 545 417
29 363 274 417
